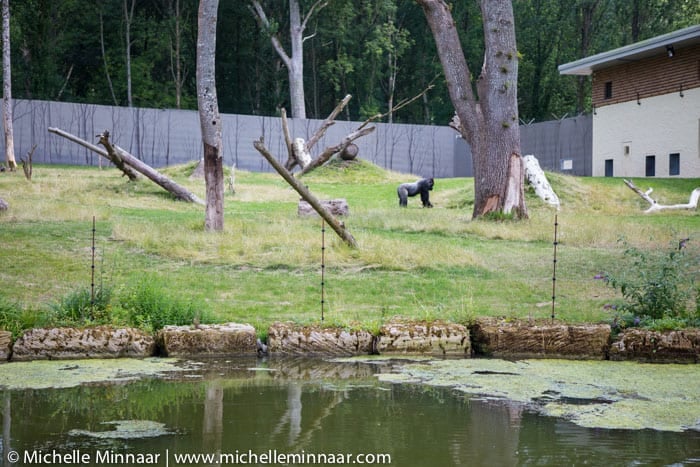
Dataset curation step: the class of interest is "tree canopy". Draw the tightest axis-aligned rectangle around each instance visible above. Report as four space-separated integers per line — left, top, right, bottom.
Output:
4 0 698 124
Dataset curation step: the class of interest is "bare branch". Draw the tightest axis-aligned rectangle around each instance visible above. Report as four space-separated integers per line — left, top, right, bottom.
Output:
623 179 700 213
250 1 291 68
253 137 357 248
306 94 351 151
300 0 328 31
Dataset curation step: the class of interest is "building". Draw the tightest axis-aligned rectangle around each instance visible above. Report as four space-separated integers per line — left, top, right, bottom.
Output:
559 25 700 178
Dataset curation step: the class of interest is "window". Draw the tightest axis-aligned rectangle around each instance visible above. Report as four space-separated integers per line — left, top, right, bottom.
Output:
604 81 613 99
605 159 614 177
645 155 656 177
669 153 680 176
561 159 573 171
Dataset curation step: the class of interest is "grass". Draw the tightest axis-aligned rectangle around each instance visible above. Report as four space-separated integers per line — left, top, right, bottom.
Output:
0 160 698 336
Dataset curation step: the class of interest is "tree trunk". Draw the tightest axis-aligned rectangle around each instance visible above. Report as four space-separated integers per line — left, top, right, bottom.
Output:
197 0 224 231
288 0 306 119
417 0 527 219
124 0 135 108
2 0 16 171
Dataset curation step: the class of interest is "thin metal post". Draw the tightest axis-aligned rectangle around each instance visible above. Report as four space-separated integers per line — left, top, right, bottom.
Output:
91 216 96 313
321 219 326 321
551 214 559 322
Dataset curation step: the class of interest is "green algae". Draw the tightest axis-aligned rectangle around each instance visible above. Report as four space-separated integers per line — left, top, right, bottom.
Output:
376 358 700 432
69 420 172 439
0 358 188 390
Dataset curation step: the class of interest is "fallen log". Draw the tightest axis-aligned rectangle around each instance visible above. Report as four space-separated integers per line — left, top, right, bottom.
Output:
48 127 140 181
48 127 204 205
623 179 700 213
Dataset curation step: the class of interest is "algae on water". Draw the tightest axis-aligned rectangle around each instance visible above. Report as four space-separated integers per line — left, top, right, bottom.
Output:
376 358 700 432
69 420 172 439
0 358 187 390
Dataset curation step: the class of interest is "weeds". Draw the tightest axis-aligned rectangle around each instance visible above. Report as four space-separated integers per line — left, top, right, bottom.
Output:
602 238 699 330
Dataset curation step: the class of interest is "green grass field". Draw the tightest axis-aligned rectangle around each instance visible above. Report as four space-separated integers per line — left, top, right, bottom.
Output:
0 160 698 336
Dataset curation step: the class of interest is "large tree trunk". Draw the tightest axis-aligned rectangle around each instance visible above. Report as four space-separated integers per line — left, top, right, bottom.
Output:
418 0 527 219
2 0 16 171
197 0 224 231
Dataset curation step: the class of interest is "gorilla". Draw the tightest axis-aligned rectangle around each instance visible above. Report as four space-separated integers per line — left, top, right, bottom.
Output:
397 178 434 208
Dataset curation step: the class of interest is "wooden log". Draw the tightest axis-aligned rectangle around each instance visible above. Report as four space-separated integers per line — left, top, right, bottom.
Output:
623 179 700 213
253 137 358 248
48 127 140 181
96 131 205 205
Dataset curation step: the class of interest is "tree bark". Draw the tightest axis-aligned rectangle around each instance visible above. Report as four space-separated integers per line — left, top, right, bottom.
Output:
2 0 16 171
197 0 224 231
417 0 527 219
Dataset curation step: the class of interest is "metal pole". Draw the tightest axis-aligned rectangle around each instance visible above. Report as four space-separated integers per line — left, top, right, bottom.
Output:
551 214 559 322
321 219 326 321
91 216 96 314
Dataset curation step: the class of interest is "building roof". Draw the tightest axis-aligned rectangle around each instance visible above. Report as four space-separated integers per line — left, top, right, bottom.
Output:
558 24 700 76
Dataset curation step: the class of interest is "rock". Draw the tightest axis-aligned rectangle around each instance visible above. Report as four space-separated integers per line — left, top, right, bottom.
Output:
609 329 700 363
11 327 155 361
158 322 257 357
469 318 610 359
268 322 375 356
298 199 349 217
378 320 470 356
0 331 12 361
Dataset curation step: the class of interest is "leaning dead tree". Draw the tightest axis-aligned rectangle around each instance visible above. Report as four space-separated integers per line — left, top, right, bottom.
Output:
284 88 432 177
48 127 204 205
254 136 357 248
623 179 700 213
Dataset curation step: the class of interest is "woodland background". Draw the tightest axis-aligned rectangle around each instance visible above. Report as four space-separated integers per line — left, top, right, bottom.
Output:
8 0 699 126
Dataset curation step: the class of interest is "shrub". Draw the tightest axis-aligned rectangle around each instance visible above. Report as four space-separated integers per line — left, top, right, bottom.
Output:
116 276 207 332
602 239 698 322
49 285 113 325
0 297 48 338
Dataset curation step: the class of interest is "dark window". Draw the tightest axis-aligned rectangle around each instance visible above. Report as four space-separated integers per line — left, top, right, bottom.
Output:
605 159 614 177
604 81 613 99
645 155 656 177
669 153 680 176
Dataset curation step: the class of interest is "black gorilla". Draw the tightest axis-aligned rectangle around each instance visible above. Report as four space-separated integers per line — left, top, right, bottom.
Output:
397 178 434 208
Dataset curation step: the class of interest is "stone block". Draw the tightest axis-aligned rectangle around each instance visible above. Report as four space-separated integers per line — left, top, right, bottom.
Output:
378 320 470 356
158 323 257 357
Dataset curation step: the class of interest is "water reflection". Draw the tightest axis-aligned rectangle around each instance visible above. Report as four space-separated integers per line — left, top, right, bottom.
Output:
0 357 698 466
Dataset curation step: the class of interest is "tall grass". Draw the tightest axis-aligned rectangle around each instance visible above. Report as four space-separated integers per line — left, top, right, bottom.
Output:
0 161 698 335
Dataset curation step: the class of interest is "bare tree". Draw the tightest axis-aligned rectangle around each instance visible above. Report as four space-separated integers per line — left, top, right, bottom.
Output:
2 0 16 171
124 0 135 108
197 0 224 231
251 0 328 119
417 0 527 219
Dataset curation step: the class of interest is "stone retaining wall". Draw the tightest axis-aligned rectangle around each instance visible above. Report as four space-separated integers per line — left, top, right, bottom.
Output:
1 320 698 363
11 327 155 361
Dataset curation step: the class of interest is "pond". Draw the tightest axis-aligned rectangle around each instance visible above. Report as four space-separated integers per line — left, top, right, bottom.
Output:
1 357 699 466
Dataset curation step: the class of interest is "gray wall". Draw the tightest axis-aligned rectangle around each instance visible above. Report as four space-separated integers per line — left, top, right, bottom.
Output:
5 99 591 178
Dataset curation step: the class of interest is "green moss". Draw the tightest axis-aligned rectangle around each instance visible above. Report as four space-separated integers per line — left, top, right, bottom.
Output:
375 358 700 432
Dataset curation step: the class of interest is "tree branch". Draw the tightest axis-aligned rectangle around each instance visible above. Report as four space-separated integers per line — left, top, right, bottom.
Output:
623 179 700 213
253 137 357 248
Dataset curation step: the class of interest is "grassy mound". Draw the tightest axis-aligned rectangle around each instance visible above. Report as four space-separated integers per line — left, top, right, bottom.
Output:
0 162 698 336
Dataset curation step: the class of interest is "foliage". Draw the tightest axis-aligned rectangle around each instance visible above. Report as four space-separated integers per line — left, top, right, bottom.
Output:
49 285 113 326
7 0 699 123
0 297 49 338
115 275 210 332
602 239 699 322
